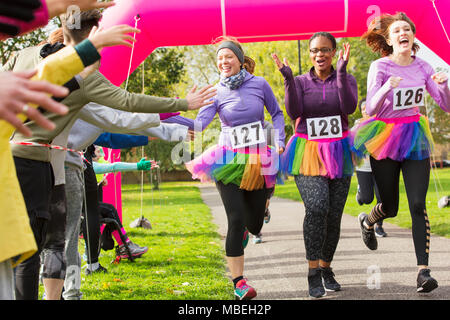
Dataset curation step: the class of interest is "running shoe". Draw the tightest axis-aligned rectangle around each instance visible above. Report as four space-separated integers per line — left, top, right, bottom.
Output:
234 278 257 300
417 269 438 293
264 208 271 223
308 268 326 298
117 241 148 259
375 224 387 238
243 229 249 249
85 264 107 275
252 233 262 244
320 267 341 291
358 212 378 250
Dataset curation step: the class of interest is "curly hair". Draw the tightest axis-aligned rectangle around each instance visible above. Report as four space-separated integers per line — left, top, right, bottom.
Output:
361 12 419 57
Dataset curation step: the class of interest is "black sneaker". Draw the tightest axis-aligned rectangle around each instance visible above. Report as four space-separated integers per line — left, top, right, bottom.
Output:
308 268 326 298
417 269 438 293
320 267 341 291
85 264 108 275
358 213 377 250
117 241 148 260
375 224 387 238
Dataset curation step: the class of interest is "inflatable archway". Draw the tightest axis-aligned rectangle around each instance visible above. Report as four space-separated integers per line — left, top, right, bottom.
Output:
99 0 449 85
97 0 449 217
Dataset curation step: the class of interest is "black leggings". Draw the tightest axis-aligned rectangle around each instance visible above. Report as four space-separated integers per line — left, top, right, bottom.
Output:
368 157 430 266
13 157 54 300
294 174 351 262
356 170 383 227
81 164 101 264
215 181 272 257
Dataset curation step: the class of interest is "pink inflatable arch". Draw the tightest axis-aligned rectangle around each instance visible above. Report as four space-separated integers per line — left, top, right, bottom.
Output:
99 0 449 85
98 0 449 218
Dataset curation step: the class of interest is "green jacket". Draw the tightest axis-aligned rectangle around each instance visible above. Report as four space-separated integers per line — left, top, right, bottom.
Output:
4 44 188 162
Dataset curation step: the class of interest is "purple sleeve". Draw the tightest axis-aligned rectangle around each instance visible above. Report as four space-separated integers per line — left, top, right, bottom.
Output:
262 79 286 148
422 62 450 113
336 59 358 115
193 99 218 132
162 115 195 130
279 65 303 120
365 61 391 116
0 0 49 40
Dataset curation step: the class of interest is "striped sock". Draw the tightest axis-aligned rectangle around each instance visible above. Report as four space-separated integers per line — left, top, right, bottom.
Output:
367 203 387 226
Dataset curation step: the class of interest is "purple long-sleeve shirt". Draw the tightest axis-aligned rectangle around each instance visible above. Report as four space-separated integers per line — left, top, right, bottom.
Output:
192 71 286 149
366 56 450 118
280 60 358 135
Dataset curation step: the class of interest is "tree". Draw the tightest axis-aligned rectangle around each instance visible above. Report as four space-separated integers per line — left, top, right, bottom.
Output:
120 47 188 174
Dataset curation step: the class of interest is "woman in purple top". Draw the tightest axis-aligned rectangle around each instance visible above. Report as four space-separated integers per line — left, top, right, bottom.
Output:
185 36 285 300
354 12 449 294
272 32 358 298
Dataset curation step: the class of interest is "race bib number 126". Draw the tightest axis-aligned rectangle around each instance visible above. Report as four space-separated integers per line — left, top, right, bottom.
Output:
306 115 343 140
393 86 425 110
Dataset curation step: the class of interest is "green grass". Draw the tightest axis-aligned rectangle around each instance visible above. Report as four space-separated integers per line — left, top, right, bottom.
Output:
274 168 450 238
71 182 233 300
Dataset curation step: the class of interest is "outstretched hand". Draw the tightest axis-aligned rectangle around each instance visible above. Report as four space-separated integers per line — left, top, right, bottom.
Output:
271 53 289 70
0 70 69 137
137 157 152 171
186 84 217 110
338 42 350 61
88 25 140 53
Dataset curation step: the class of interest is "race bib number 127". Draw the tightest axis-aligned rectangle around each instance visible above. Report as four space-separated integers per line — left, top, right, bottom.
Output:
306 115 343 140
230 121 265 148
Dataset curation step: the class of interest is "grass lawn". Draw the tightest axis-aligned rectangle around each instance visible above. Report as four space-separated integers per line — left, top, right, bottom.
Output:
274 167 450 238
63 182 233 300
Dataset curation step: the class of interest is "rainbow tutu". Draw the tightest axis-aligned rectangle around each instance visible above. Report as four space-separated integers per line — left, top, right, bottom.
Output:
351 114 434 161
185 145 282 191
280 132 354 179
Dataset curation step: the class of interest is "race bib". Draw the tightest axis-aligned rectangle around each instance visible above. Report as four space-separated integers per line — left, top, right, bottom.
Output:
306 115 342 140
230 121 265 148
393 86 425 110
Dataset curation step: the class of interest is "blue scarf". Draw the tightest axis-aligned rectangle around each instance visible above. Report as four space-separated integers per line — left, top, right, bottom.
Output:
220 69 247 90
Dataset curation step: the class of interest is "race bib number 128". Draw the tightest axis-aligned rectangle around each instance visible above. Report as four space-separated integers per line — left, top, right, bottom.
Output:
307 115 343 140
230 121 265 148
393 86 425 110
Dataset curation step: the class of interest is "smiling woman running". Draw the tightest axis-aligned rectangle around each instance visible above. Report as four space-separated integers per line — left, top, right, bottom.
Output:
353 12 450 293
186 36 285 300
273 32 357 298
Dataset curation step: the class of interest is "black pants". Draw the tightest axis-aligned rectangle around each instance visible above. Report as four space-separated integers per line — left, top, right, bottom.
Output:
13 157 54 300
356 170 383 227
294 174 351 262
41 184 67 280
215 181 273 257
369 157 430 266
81 164 101 264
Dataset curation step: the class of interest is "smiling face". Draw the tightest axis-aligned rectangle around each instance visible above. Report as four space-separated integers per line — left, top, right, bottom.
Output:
217 48 241 78
309 36 336 74
387 20 415 55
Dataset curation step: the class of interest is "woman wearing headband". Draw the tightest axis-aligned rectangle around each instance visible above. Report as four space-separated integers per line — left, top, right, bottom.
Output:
272 31 357 298
353 12 449 293
185 36 285 300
